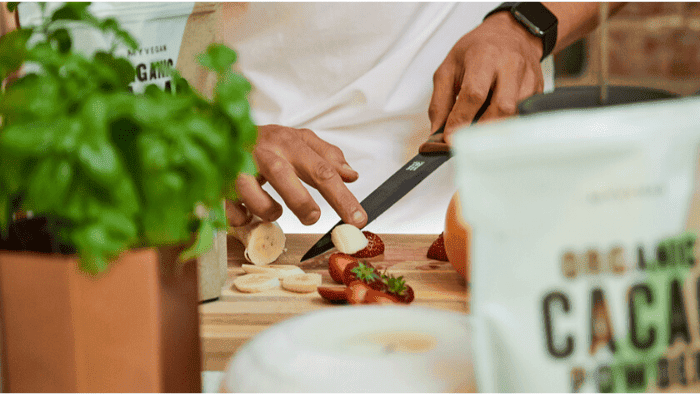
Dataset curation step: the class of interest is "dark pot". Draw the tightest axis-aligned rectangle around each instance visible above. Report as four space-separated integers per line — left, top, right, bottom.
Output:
518 85 680 116
0 217 75 255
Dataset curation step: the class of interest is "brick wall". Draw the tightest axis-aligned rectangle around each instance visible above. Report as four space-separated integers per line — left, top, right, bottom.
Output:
554 2 700 96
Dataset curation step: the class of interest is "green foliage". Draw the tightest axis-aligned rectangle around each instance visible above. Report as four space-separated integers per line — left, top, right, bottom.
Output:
382 274 407 296
0 2 257 273
351 262 380 283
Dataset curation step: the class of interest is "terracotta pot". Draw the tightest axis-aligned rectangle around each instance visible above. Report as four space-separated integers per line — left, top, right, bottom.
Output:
0 246 201 392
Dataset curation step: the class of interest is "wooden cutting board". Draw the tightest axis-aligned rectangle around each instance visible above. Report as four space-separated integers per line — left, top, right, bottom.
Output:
199 233 469 371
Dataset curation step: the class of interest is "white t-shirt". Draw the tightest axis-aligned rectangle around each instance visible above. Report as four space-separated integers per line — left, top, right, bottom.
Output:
18 2 554 235
224 2 554 234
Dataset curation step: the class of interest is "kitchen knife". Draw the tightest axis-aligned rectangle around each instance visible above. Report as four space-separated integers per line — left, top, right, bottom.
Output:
300 91 493 261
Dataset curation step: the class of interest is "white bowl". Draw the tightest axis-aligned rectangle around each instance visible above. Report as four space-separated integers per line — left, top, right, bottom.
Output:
222 305 475 392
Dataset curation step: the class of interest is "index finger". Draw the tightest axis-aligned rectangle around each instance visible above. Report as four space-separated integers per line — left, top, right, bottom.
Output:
428 63 459 134
443 61 496 144
289 145 367 228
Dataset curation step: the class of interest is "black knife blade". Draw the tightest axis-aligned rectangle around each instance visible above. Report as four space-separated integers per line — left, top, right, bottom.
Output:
300 146 450 261
300 89 493 261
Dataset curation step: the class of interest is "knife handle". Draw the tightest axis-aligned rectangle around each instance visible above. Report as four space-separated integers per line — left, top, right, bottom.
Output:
419 125 449 154
419 89 494 154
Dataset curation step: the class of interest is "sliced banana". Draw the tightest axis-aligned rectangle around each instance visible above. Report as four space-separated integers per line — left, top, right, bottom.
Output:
241 264 305 279
233 273 280 293
230 216 286 265
331 224 368 254
281 273 323 293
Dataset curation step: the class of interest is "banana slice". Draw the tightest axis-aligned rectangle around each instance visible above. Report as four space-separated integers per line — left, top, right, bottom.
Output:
281 273 323 293
233 273 280 293
241 264 305 279
331 224 368 254
230 216 286 265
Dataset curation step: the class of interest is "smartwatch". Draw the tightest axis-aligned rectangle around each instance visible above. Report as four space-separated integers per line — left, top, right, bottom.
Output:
484 2 558 61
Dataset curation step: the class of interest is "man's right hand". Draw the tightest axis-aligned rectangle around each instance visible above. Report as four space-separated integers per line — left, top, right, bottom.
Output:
226 124 367 229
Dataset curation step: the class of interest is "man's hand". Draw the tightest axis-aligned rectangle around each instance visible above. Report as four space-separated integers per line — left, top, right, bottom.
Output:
430 2 626 144
226 124 367 229
429 11 544 144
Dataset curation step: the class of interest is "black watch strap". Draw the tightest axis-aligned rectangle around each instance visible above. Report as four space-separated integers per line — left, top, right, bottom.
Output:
484 2 558 61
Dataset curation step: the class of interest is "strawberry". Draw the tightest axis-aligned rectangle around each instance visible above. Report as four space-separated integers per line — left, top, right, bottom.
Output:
345 280 372 304
363 288 400 304
426 233 449 261
379 273 415 304
317 285 348 304
343 261 383 289
351 231 385 258
328 252 358 284
401 285 415 304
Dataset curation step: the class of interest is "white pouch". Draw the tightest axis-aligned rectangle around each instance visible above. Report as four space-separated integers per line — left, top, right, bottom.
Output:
17 2 221 96
452 96 700 392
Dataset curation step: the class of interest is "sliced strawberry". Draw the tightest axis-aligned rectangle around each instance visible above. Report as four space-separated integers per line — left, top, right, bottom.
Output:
317 285 348 304
346 281 372 304
343 261 383 289
351 231 385 258
328 252 358 284
426 233 449 261
363 289 400 304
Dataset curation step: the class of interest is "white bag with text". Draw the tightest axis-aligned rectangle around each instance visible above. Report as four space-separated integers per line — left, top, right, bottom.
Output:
453 96 700 392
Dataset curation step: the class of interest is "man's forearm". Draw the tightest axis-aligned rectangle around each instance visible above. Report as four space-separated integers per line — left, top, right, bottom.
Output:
543 2 626 55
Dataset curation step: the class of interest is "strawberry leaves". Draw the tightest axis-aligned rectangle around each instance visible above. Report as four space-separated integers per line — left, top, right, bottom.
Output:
350 261 380 283
382 273 408 296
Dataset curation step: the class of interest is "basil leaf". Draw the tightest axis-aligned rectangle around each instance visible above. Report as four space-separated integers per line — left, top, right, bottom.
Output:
138 135 169 172
100 208 137 242
50 3 92 23
179 219 214 263
239 151 257 177
0 121 57 156
77 142 121 188
26 157 73 213
0 28 32 80
94 52 135 89
48 28 72 54
197 44 237 75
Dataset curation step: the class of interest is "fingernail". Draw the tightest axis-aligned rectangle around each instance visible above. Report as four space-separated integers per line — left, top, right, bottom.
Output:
352 210 365 224
342 164 355 173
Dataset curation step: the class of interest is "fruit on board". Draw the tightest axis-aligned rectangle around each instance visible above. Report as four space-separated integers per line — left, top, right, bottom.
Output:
380 273 414 304
317 285 349 303
233 273 280 293
444 192 470 281
241 264 304 279
229 216 286 265
331 224 368 254
281 273 323 293
345 280 372 304
351 231 385 258
342 261 383 288
426 233 449 261
328 253 358 284
363 288 400 304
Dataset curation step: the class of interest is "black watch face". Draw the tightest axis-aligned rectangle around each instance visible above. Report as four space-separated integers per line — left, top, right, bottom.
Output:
513 2 557 33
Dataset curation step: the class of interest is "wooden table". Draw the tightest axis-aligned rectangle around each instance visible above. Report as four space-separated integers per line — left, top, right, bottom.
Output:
199 234 469 371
